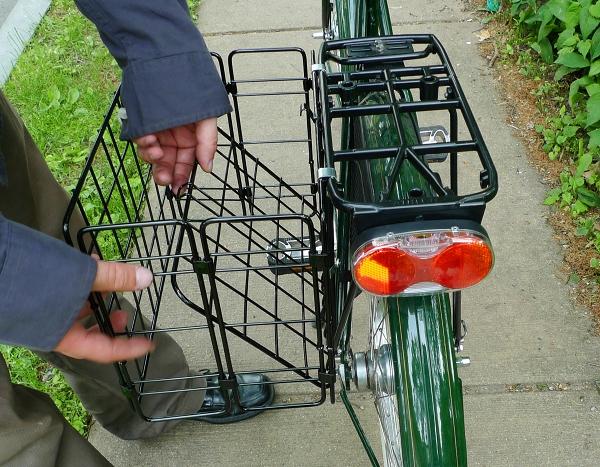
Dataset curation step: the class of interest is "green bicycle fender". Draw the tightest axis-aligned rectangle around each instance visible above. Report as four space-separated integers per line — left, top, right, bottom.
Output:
386 294 467 466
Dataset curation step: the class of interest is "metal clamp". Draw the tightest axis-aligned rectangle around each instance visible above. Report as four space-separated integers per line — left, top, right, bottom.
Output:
318 167 337 180
318 371 337 385
193 260 215 275
312 63 326 72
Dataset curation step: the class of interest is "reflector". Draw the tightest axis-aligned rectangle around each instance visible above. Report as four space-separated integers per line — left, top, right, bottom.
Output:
352 229 494 296
433 239 493 289
353 247 415 295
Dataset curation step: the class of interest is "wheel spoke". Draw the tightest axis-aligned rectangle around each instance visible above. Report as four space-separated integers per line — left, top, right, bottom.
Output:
369 297 402 466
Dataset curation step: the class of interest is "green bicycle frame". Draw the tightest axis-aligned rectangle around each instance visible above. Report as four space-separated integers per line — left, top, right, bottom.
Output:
329 0 468 465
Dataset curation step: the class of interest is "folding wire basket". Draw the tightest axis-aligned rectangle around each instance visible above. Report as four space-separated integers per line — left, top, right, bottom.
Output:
63 49 334 422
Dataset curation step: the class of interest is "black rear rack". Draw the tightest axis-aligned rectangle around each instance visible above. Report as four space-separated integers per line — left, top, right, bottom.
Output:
313 34 498 230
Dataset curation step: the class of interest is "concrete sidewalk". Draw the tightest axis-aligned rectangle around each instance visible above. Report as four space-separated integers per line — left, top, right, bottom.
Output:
0 0 50 85
89 1 600 465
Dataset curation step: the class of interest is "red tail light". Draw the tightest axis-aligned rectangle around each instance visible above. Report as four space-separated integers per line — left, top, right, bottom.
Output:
352 228 494 296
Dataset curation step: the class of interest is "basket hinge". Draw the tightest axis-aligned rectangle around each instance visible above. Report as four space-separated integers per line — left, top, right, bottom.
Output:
238 186 253 200
318 371 336 386
225 82 238 95
218 376 238 391
303 77 313 92
309 253 328 270
300 103 315 122
193 259 215 275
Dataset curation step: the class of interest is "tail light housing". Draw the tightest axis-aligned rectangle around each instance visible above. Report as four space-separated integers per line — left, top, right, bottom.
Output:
352 225 494 296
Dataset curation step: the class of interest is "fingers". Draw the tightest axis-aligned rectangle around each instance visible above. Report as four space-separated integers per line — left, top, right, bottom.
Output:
134 134 158 147
93 260 153 292
134 119 218 190
135 131 173 186
141 145 165 163
195 118 218 173
152 130 180 186
152 147 176 186
86 309 129 334
90 332 154 363
171 146 195 195
135 134 164 163
55 320 155 364
109 310 130 333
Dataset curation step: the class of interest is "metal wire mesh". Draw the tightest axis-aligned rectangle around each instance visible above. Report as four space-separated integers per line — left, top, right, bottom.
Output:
63 49 330 422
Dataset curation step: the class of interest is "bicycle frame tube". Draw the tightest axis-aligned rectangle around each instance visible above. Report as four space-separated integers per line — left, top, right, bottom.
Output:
331 0 399 337
333 0 392 38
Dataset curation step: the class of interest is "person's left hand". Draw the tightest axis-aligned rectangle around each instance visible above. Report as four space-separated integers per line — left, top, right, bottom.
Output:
54 260 155 363
134 118 218 195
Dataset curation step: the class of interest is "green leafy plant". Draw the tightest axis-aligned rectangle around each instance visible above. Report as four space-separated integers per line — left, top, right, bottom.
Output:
507 0 600 275
511 0 600 145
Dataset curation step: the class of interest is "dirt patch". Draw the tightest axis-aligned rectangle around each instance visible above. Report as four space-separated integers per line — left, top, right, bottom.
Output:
466 3 600 322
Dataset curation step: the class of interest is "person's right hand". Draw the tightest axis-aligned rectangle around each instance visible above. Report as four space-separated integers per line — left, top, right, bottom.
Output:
54 260 155 364
134 118 218 196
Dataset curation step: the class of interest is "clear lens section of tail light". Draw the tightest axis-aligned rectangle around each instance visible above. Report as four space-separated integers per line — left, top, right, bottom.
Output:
352 228 494 296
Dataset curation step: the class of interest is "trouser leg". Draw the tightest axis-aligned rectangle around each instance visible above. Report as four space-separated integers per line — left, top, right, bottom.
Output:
39 325 203 439
0 353 112 467
0 90 203 440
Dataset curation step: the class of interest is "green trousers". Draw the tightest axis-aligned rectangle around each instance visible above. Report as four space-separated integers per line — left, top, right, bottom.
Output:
0 91 203 466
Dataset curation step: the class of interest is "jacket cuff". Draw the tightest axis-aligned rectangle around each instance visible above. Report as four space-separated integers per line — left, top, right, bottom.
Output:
0 218 97 351
120 50 232 140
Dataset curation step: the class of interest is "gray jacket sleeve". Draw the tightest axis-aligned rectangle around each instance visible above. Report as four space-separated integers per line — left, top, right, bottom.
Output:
75 0 232 139
0 215 97 351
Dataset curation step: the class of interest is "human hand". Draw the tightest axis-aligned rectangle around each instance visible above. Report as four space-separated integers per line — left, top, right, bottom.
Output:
134 118 218 195
54 260 155 364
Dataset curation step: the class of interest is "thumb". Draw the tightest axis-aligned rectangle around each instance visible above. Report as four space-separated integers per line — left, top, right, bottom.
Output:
92 260 153 292
195 118 218 173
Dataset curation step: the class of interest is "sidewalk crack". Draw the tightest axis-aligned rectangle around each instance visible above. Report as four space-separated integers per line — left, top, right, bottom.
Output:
464 380 600 396
203 18 467 37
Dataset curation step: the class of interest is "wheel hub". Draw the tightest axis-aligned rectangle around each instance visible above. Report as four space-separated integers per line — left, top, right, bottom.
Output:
351 344 395 394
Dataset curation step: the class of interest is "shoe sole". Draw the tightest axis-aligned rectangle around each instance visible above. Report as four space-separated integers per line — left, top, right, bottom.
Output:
197 382 275 425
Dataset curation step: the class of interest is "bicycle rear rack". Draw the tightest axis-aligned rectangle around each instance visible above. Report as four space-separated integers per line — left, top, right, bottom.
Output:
313 34 498 232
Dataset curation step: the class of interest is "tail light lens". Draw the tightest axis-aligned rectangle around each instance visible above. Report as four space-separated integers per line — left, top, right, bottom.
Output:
352 228 494 296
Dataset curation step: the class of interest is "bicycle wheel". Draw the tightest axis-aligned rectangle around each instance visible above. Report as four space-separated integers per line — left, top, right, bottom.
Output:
346 105 467 466
325 2 468 463
369 296 402 464
366 294 467 466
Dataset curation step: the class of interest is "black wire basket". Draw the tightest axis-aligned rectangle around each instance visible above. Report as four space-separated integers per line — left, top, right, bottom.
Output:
63 50 332 422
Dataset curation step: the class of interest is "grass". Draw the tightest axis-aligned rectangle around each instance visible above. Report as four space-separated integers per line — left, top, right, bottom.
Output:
0 345 89 434
2 0 120 189
1 0 201 437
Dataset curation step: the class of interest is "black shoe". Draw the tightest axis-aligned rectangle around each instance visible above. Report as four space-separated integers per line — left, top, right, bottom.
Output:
198 373 274 424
